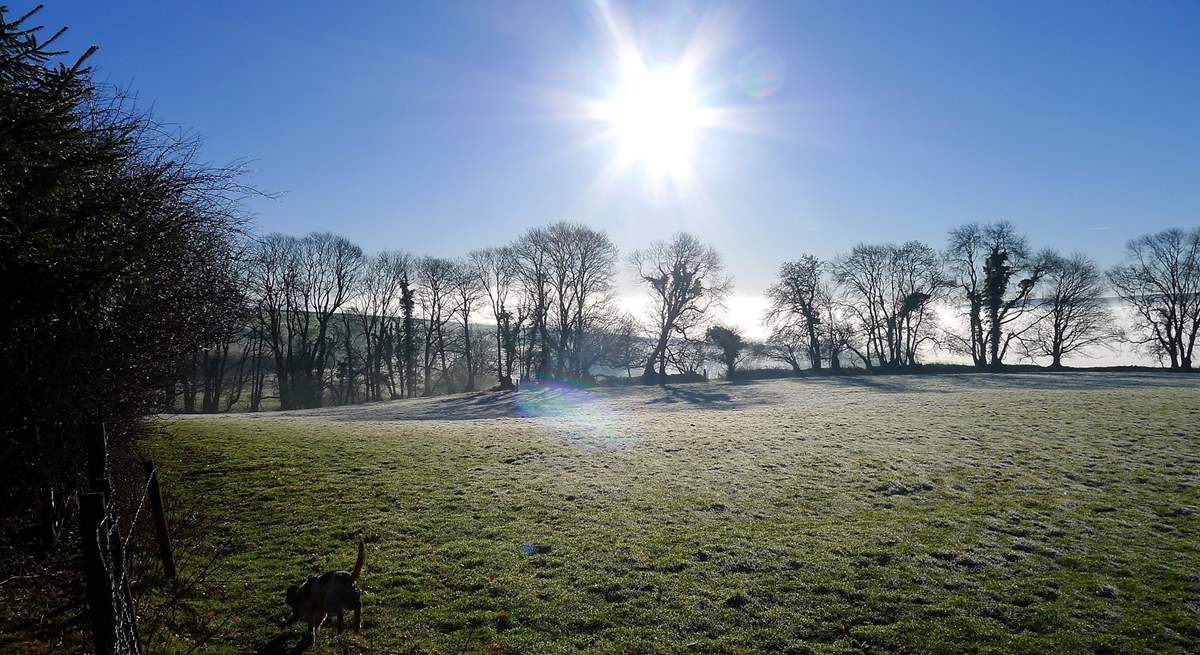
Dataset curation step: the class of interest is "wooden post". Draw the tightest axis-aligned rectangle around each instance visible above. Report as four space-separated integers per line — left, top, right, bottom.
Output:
83 425 142 654
80 492 116 655
85 423 111 496
142 461 176 579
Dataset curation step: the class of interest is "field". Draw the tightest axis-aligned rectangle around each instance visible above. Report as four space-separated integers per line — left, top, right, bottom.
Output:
25 373 1200 654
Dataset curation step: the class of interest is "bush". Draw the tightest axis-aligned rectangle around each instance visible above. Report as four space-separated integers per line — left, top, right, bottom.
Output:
0 6 248 550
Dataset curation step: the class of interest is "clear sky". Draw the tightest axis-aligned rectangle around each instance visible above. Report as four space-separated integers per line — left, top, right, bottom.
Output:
45 0 1200 334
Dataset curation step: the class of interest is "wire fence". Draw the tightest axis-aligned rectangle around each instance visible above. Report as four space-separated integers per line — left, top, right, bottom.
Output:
81 422 174 655
97 502 143 655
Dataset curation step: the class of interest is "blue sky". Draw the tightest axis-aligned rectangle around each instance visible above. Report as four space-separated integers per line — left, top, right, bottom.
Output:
46 0 1200 310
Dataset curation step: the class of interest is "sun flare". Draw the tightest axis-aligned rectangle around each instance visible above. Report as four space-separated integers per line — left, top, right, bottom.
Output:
603 66 702 178
568 2 743 202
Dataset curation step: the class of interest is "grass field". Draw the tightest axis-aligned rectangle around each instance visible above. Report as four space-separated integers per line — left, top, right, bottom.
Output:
22 373 1200 654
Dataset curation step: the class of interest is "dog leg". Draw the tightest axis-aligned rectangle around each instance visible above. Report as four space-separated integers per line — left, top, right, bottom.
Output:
336 610 344 633
351 595 362 632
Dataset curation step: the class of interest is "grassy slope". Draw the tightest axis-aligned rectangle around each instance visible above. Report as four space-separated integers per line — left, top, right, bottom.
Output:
18 374 1200 654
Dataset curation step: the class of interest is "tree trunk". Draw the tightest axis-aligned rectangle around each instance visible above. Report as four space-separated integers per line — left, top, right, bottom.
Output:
182 352 198 413
362 320 376 402
437 330 449 393
807 320 822 371
644 326 670 383
968 296 986 368
987 302 1003 370
462 318 475 391
343 316 356 404
495 317 505 387
423 352 433 396
401 285 416 398
249 332 265 412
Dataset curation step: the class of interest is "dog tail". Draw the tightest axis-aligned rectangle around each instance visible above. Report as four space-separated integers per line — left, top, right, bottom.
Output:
350 539 366 583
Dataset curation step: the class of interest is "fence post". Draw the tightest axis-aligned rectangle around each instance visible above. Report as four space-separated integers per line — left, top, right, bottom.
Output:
142 461 176 579
85 423 111 496
82 423 143 654
81 492 116 655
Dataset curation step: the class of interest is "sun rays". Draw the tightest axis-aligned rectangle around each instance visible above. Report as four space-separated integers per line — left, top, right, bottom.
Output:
568 2 743 204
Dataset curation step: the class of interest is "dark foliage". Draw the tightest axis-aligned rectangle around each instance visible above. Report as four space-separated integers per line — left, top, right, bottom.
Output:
706 324 746 378
0 6 247 547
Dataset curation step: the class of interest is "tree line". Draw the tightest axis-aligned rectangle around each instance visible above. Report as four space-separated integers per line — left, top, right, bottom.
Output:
176 219 1200 414
174 226 729 412
763 222 1200 373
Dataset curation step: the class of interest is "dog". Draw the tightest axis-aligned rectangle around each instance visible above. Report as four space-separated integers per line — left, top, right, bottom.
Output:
285 540 365 647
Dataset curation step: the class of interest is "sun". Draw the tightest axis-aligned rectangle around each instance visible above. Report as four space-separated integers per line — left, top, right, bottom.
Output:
568 3 742 200
602 65 702 178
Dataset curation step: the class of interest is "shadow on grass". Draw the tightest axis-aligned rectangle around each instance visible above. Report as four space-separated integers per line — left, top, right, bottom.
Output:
645 385 733 406
294 369 1198 424
426 390 519 418
320 390 522 421
810 375 914 392
786 370 1199 394
253 629 334 655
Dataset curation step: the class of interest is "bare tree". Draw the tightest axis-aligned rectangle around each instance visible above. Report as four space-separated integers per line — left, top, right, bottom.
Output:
944 221 1048 368
512 227 554 379
765 255 828 370
595 312 646 378
504 300 527 385
556 223 620 379
630 232 732 382
249 233 299 409
890 240 948 365
514 283 539 381
350 251 408 401
335 310 361 404
416 256 456 395
287 232 364 407
513 222 620 381
352 251 391 400
247 232 364 408
1109 228 1200 370
818 288 854 370
471 247 518 389
834 241 944 369
764 324 807 374
450 259 485 391
224 321 267 412
665 336 709 377
1018 252 1116 368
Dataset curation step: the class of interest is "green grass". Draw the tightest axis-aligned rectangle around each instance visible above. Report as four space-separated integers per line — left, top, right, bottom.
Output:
11 374 1200 654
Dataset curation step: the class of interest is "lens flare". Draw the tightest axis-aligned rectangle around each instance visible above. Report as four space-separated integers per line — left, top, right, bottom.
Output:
736 48 785 100
513 380 631 448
